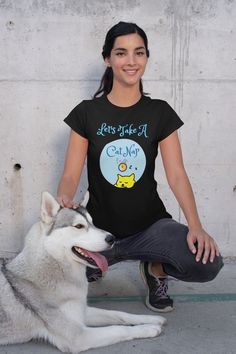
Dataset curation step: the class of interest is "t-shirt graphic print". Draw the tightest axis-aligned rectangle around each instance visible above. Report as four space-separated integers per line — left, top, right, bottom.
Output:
64 94 184 238
99 137 146 188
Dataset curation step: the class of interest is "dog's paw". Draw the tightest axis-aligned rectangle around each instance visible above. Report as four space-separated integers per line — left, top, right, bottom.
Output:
141 314 167 327
132 324 162 339
154 315 167 326
141 324 163 338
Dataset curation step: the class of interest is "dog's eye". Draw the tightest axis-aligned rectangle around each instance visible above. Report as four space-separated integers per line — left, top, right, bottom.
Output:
75 224 84 229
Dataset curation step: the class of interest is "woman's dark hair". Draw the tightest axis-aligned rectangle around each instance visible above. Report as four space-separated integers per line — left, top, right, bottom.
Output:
93 21 150 98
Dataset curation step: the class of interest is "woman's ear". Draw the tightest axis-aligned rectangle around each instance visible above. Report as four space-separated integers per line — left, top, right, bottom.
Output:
104 57 111 67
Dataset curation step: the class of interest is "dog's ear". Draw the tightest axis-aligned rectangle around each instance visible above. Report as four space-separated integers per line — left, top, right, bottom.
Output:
41 191 60 224
80 190 89 207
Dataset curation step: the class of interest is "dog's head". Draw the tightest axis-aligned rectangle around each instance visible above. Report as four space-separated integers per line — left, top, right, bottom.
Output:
40 192 115 271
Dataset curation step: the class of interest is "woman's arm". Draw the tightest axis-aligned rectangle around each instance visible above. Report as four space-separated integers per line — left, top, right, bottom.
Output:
57 130 88 207
159 131 220 264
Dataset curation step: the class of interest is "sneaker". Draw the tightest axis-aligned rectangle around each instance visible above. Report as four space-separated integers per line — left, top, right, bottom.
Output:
139 262 174 312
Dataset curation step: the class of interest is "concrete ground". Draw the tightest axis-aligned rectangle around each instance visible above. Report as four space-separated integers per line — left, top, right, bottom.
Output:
0 262 235 354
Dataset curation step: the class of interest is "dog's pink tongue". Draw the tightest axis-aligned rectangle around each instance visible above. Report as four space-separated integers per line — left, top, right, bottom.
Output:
85 250 108 272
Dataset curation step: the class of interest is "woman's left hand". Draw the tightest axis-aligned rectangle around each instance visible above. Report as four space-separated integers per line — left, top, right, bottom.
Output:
187 227 220 264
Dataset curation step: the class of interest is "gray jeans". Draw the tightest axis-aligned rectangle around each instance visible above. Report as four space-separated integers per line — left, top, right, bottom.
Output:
98 218 223 282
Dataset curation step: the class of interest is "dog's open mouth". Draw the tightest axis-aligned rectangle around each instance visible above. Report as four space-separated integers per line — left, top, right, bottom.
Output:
72 246 108 272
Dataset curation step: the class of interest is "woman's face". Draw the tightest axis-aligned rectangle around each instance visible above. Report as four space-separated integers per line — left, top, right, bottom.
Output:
105 33 148 89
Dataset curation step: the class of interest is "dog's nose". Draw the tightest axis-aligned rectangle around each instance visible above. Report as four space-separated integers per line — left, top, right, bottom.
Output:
105 234 116 246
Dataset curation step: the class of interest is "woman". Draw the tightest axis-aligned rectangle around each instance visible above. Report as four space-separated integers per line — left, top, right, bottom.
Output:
57 22 223 312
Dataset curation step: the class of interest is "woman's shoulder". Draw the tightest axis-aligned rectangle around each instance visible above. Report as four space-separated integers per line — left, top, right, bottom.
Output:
144 95 173 110
74 96 105 110
66 97 101 117
146 95 169 104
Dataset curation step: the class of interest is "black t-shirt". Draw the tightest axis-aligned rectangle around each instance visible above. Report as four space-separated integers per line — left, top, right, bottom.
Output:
64 94 184 238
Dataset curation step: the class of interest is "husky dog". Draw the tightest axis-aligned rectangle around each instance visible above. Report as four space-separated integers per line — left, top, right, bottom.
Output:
0 192 166 353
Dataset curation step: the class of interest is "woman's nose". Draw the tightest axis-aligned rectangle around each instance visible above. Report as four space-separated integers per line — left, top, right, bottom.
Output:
126 54 136 65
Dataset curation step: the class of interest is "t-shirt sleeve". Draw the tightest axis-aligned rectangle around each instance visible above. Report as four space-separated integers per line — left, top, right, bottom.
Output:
158 101 184 141
64 100 87 138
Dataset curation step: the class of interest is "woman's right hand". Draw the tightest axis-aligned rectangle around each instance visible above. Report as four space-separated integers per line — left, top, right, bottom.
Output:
57 195 79 209
57 130 89 210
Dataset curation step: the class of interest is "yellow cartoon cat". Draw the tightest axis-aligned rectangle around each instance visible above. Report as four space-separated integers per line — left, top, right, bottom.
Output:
114 173 136 188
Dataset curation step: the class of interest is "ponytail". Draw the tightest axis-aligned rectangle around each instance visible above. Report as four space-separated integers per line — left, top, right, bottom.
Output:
93 67 113 98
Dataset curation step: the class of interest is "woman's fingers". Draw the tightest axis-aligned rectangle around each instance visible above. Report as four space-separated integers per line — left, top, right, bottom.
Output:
57 195 78 208
187 229 220 264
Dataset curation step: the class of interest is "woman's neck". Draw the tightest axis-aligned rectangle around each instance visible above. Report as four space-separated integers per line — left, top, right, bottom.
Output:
107 83 141 107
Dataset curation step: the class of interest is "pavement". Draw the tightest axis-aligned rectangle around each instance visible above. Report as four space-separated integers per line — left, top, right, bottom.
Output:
0 261 236 354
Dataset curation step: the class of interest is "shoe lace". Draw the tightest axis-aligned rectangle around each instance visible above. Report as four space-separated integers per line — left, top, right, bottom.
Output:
154 276 178 298
154 277 169 298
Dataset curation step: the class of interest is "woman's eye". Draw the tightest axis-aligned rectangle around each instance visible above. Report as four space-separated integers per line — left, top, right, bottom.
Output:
116 52 125 56
136 51 145 56
75 224 84 229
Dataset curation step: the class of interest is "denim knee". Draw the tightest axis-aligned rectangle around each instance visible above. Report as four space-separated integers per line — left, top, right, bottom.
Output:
206 255 224 281
187 254 224 283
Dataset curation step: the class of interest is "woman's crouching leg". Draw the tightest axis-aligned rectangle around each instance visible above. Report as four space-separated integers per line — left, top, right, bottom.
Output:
161 221 224 282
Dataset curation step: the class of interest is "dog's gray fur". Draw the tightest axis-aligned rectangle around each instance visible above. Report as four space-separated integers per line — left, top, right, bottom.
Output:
0 192 166 353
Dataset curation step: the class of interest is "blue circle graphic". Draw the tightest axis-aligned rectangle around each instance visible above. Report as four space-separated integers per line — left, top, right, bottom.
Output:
100 139 146 187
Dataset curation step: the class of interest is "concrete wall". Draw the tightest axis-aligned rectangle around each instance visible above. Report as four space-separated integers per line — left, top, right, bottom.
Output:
0 0 235 258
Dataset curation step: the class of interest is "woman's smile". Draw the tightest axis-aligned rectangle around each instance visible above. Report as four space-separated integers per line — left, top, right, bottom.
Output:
123 68 139 76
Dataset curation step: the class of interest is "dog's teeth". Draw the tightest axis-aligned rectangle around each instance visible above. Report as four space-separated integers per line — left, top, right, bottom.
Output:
75 247 83 254
74 247 87 257
73 246 91 259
